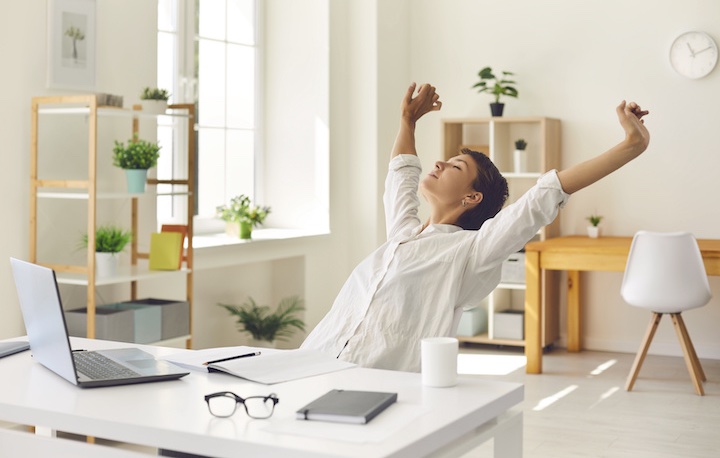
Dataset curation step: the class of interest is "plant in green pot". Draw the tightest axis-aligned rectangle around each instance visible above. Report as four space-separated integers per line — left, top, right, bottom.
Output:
216 194 271 239
139 86 170 114
80 225 132 277
112 134 161 193
217 296 305 347
472 66 518 117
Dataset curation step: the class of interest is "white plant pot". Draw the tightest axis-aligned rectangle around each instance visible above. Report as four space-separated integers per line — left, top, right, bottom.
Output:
513 149 527 174
587 226 600 238
95 252 119 277
140 100 168 115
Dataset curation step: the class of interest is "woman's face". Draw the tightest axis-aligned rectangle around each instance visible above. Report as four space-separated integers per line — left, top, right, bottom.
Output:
420 154 480 206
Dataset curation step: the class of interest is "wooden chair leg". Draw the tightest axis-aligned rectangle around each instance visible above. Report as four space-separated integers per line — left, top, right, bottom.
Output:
626 313 662 391
671 313 705 396
672 313 706 382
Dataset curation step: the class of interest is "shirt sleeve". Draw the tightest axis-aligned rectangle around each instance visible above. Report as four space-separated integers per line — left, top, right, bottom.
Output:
383 154 423 239
468 170 570 271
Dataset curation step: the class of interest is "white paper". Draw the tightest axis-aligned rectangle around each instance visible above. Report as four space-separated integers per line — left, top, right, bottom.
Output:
209 349 356 384
159 346 281 372
160 347 355 384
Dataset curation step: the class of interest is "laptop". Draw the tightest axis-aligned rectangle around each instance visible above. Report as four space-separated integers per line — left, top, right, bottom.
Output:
10 258 189 388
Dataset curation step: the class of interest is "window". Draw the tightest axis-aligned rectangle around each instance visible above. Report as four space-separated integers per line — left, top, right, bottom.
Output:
157 0 259 231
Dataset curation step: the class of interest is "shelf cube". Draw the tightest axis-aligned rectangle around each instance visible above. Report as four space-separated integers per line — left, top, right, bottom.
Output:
457 306 487 336
500 252 526 284
123 298 190 340
65 307 135 342
100 303 162 344
493 310 525 340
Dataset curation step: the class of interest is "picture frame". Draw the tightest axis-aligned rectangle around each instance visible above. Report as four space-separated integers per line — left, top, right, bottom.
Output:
47 0 96 91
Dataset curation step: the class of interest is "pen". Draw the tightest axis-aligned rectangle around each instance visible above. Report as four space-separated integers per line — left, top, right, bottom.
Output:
202 351 261 366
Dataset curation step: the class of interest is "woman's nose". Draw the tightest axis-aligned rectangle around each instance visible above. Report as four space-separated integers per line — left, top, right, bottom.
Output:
434 161 445 170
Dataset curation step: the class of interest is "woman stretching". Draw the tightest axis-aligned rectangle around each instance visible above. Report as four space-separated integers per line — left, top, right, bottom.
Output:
301 83 650 372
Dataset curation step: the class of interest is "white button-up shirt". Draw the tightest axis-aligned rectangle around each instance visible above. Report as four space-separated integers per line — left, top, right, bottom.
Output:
301 154 569 372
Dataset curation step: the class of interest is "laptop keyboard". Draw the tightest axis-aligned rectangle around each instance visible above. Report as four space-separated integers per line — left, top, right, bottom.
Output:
73 351 141 380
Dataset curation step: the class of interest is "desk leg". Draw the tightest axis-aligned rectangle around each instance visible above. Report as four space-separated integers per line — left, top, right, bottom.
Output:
493 410 523 458
567 270 581 352
525 251 542 374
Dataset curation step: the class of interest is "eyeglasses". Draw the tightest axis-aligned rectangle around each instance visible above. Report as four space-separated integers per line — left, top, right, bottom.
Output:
204 391 279 419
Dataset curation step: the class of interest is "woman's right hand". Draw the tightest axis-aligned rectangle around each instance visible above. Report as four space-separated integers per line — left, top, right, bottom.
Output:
401 83 442 124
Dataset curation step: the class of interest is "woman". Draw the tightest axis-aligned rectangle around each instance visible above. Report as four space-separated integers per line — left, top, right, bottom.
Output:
301 83 650 372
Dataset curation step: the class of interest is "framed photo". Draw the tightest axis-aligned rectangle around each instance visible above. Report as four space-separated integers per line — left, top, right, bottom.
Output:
47 0 96 90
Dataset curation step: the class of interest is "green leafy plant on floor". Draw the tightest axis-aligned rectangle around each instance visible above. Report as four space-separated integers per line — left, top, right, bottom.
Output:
80 225 132 253
217 296 305 343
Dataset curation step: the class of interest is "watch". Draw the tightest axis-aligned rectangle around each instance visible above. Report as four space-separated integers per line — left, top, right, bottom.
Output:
669 31 718 79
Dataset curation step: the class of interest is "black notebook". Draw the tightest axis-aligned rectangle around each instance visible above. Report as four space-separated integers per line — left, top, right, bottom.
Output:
296 389 397 424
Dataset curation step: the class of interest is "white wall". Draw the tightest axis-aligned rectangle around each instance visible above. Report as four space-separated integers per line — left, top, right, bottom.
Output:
405 0 720 358
2 0 719 360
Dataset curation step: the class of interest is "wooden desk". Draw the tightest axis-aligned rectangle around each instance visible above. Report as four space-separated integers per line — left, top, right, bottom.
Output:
524 236 720 374
0 337 523 458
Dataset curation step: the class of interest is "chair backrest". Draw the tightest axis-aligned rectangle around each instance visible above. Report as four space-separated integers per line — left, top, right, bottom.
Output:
620 231 711 313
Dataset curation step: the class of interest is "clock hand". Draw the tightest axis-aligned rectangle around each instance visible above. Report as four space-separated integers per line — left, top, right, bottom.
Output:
694 46 714 55
686 42 696 57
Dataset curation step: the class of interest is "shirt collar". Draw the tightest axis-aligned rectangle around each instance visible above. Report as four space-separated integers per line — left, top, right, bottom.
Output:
412 223 463 237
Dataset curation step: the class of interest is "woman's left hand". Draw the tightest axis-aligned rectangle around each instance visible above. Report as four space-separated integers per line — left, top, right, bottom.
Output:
401 83 442 124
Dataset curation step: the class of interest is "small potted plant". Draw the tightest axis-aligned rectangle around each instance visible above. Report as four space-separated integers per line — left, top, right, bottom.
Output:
217 296 305 347
80 225 132 277
513 138 528 174
586 214 603 238
472 66 518 117
216 194 271 239
112 134 161 193
139 87 171 114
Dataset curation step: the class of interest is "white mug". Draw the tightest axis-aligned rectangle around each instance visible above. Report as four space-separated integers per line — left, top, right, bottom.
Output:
421 337 458 387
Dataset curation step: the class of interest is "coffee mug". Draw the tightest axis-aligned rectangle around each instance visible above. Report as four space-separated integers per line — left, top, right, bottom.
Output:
421 337 458 387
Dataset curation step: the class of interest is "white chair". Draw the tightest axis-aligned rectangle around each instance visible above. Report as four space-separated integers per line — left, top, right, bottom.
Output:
621 231 711 396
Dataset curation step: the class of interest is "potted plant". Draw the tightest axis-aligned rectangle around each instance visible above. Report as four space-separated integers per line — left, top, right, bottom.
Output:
216 194 271 239
140 87 170 114
586 214 603 238
513 138 528 174
472 66 518 117
80 225 132 277
217 296 305 347
112 134 161 193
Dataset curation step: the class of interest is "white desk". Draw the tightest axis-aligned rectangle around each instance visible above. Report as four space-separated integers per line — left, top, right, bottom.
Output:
0 338 523 457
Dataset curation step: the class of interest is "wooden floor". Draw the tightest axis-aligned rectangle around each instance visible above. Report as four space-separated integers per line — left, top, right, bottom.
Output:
458 345 720 458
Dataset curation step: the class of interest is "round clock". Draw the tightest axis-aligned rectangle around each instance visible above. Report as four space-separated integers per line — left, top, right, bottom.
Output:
669 31 718 79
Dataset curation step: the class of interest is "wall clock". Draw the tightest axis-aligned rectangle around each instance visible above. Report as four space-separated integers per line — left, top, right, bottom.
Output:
669 31 718 79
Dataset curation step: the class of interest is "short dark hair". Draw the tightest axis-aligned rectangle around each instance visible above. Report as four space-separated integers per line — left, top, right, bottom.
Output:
455 148 509 231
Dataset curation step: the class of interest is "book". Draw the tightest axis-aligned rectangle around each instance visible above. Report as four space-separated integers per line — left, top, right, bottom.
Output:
161 224 188 269
149 232 183 270
295 389 397 424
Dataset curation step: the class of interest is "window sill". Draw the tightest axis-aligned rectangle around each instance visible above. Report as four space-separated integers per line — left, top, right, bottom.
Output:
193 228 329 249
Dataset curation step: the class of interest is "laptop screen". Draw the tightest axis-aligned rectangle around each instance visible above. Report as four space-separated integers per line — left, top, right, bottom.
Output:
10 258 79 385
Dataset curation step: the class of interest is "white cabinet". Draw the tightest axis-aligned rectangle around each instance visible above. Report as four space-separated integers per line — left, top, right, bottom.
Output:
30 95 195 347
443 117 561 348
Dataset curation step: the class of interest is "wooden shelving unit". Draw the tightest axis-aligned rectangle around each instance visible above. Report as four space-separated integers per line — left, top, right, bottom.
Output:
443 116 561 348
29 95 195 347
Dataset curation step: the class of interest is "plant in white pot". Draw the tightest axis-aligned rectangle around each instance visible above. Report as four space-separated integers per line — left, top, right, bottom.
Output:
217 296 305 347
513 138 528 174
586 214 603 238
80 225 132 277
472 66 518 117
139 87 170 114
112 134 161 193
216 194 271 239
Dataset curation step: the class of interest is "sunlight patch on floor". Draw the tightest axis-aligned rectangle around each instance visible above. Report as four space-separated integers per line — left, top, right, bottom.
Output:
589 359 618 376
532 385 578 411
588 386 620 410
457 353 526 376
